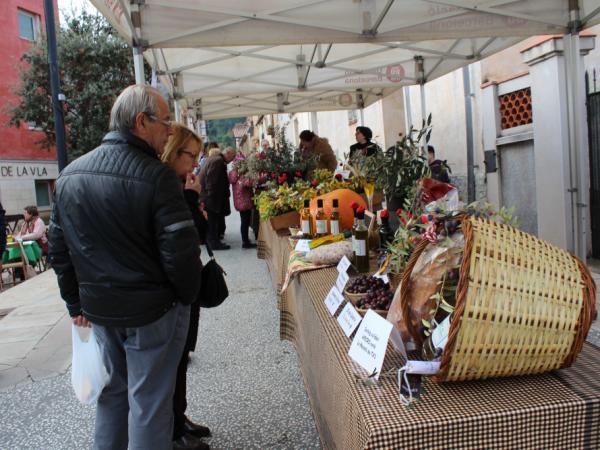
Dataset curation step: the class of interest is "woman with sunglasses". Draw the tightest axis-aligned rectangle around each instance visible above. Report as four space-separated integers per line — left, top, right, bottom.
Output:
162 124 211 450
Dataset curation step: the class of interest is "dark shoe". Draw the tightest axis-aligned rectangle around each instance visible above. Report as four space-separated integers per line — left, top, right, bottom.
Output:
211 243 231 250
184 417 211 438
173 432 210 450
242 242 257 249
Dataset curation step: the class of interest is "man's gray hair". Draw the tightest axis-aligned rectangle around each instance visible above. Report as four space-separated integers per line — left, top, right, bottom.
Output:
109 85 161 132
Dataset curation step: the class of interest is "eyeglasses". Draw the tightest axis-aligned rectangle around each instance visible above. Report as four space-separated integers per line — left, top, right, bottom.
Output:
146 114 172 129
179 150 199 159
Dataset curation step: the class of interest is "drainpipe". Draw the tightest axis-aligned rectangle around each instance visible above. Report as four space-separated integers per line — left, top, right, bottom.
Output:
463 65 476 202
564 0 588 258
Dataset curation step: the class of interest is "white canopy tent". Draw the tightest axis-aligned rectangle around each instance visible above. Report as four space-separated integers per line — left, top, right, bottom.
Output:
90 0 600 118
89 0 600 258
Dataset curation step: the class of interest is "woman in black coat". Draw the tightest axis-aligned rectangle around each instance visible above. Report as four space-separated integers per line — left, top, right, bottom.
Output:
349 126 381 158
162 125 211 450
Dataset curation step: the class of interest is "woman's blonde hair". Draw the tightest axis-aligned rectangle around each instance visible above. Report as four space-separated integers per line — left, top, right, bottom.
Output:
161 124 203 166
208 148 221 157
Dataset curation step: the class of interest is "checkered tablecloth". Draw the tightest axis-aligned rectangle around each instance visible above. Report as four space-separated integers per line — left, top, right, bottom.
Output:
258 223 600 449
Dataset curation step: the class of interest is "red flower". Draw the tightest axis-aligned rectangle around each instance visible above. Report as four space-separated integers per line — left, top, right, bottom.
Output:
280 172 288 179
295 170 303 177
310 179 318 187
397 209 414 226
380 209 390 219
256 153 265 160
277 175 286 184
356 206 366 214
271 171 276 178
334 173 343 181
350 201 359 210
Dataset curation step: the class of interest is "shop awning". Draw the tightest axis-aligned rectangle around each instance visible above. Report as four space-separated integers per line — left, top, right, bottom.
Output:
90 0 600 119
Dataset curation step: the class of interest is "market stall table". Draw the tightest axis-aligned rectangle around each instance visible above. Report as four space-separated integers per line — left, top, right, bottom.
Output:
258 221 600 449
2 241 42 265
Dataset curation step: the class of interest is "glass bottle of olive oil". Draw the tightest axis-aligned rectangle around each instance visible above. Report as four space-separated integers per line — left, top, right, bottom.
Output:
300 199 314 238
315 199 328 237
329 199 340 234
352 207 369 273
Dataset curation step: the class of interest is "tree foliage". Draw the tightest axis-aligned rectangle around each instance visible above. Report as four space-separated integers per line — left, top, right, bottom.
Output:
206 117 245 149
9 11 139 161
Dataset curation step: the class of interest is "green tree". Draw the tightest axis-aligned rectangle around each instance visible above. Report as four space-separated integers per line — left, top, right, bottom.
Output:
9 11 140 161
206 117 245 148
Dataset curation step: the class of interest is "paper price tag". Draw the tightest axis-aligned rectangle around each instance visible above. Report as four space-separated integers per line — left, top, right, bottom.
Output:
337 303 362 337
404 360 441 375
294 239 311 253
324 286 344 316
335 270 349 292
337 255 351 274
348 310 393 380
373 273 389 284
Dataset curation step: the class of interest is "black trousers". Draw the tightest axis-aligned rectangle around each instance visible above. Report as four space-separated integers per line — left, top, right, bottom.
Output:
173 302 200 440
250 207 260 240
240 210 252 244
173 349 189 439
206 210 222 246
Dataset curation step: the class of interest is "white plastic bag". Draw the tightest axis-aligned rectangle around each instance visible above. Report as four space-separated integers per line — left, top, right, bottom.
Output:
71 325 109 405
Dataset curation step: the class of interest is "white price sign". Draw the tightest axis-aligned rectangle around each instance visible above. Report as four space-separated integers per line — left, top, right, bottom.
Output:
336 255 351 273
348 310 393 380
337 303 362 337
336 270 349 292
324 286 344 316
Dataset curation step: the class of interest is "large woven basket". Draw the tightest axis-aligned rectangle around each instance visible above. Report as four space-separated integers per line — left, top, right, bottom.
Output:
400 216 596 382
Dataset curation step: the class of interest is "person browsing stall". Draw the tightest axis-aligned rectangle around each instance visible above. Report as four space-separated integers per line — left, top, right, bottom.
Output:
162 124 211 450
49 85 202 450
16 205 48 254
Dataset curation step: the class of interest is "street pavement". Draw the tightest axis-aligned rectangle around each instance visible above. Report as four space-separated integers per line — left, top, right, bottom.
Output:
0 211 321 450
1 208 600 449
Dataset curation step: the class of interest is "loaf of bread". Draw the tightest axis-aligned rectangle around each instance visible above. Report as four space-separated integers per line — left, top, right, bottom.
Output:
388 232 464 346
307 240 353 265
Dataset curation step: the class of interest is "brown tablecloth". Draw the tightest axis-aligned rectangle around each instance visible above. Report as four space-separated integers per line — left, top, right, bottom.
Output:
258 221 600 449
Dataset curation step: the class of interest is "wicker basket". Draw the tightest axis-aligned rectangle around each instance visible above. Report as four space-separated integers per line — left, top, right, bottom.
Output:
400 216 596 382
269 211 300 231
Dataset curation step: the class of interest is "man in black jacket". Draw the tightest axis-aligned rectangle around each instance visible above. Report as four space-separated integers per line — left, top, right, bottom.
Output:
198 147 236 250
49 85 203 450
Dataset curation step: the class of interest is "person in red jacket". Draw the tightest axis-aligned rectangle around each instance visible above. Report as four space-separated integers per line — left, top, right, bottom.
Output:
228 153 257 249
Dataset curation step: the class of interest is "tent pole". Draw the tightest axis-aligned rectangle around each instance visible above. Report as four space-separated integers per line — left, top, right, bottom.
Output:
133 46 145 85
311 111 318 134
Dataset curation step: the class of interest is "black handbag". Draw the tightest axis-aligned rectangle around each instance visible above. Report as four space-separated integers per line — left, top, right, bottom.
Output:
198 243 229 308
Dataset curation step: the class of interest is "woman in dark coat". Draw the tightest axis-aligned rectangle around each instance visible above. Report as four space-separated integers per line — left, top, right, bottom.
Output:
349 126 381 158
162 124 211 450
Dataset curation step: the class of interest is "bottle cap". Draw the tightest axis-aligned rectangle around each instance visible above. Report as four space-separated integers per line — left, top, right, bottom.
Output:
317 199 323 207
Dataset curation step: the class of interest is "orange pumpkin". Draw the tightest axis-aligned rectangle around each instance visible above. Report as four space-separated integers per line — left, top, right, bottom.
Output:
309 189 367 232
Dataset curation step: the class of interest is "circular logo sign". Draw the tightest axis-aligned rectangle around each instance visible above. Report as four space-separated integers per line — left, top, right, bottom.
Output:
338 93 353 107
386 64 405 83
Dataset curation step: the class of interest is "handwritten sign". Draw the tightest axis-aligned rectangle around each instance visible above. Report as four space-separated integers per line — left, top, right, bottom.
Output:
324 286 345 315
335 270 349 292
348 309 393 380
294 239 311 253
337 303 362 337
336 255 351 274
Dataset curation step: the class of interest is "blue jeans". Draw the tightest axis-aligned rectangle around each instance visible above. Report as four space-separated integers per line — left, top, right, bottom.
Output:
92 303 190 450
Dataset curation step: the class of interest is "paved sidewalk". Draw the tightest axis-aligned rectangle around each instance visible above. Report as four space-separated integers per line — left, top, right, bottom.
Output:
0 271 71 390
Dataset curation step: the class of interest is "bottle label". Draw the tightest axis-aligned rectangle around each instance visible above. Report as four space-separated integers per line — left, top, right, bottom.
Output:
316 220 327 234
330 220 340 234
353 238 367 256
301 220 311 234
